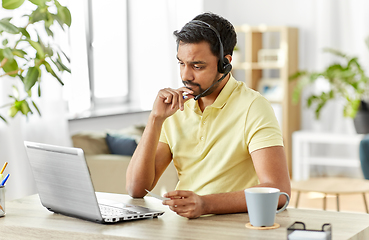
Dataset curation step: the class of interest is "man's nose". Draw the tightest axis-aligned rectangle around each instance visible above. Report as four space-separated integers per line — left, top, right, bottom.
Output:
181 65 194 81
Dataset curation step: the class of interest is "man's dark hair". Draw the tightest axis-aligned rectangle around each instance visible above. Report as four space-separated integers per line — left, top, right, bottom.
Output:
173 12 237 59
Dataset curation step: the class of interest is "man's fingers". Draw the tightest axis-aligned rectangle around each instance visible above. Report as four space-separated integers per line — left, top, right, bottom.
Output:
164 190 192 198
165 88 180 109
159 88 194 111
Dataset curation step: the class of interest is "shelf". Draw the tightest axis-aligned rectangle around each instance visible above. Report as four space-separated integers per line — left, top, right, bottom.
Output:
292 131 364 181
233 25 300 177
235 25 291 33
232 62 284 70
307 157 361 167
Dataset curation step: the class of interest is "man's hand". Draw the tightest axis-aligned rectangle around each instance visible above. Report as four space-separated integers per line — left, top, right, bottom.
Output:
162 190 205 219
152 87 194 121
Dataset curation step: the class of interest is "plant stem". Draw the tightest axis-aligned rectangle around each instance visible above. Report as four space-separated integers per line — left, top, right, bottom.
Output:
0 58 8 69
0 69 22 78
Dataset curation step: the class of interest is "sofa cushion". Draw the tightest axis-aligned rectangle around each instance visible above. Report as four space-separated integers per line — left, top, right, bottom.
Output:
106 125 145 144
106 133 137 156
72 131 110 155
71 125 145 155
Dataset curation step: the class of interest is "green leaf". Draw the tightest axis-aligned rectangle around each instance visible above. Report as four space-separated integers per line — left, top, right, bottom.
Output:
38 82 41 97
56 58 71 73
0 19 20 34
43 60 64 85
20 101 32 115
323 48 347 59
19 27 31 39
3 47 13 60
56 5 72 28
17 74 24 82
58 48 70 63
2 39 9 46
8 105 18 117
24 67 40 92
2 0 25 9
27 39 45 58
289 71 307 81
29 7 48 23
45 11 54 27
1 58 19 77
62 7 72 27
45 47 53 57
44 25 53 37
12 49 27 58
0 115 8 124
32 101 41 116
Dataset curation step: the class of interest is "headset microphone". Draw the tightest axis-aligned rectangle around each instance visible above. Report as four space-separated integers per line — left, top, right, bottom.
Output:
193 69 231 101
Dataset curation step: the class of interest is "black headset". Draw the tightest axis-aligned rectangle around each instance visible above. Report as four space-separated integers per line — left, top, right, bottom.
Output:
188 20 232 74
186 20 232 100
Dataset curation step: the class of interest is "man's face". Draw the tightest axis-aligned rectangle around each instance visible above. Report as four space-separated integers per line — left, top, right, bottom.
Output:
177 41 221 97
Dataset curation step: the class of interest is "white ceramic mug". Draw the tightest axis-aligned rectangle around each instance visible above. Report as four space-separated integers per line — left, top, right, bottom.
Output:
245 187 290 227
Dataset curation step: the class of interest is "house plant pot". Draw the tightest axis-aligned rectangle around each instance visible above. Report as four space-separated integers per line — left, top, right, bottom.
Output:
353 101 369 134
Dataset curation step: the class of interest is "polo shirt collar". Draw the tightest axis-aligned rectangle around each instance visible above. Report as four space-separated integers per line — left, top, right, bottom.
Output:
188 74 238 112
211 74 237 109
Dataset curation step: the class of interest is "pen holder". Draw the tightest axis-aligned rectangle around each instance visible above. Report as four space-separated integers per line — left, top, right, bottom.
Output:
0 185 5 217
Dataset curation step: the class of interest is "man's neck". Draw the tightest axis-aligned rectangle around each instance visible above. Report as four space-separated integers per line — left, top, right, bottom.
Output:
198 74 230 112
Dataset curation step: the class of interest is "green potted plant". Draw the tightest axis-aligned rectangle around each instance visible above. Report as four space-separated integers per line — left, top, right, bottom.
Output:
289 37 369 133
0 0 71 123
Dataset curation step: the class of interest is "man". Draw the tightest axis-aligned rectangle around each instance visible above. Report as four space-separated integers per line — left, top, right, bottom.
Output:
126 12 290 219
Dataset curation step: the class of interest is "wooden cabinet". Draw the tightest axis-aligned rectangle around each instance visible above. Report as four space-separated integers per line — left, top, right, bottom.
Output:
233 25 300 177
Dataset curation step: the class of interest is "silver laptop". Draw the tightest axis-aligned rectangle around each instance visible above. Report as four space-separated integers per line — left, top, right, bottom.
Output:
24 141 164 223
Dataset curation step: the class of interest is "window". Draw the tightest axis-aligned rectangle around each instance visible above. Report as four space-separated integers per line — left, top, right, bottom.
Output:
67 0 129 117
86 0 129 105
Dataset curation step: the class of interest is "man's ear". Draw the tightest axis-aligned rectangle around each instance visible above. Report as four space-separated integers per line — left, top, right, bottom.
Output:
225 54 232 63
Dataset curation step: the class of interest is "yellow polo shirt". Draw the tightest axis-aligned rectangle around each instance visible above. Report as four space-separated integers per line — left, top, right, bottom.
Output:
159 75 283 195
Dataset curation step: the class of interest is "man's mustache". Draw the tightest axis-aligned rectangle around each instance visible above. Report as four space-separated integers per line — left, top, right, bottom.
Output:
182 81 200 89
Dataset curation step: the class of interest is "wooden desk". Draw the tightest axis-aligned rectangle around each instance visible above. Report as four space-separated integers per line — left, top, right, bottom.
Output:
1 193 369 239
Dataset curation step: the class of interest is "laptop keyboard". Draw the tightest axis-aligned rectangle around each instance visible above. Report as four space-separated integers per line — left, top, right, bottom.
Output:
99 205 137 216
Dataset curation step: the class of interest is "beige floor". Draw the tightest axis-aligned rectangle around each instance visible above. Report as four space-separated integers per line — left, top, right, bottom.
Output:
288 190 369 214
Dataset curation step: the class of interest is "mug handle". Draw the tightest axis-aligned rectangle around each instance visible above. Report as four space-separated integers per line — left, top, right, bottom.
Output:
276 192 290 214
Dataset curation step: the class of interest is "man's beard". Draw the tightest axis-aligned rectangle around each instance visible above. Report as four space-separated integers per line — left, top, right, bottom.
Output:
182 74 221 98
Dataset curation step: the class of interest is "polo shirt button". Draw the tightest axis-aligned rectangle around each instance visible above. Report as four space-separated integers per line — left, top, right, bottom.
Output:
200 137 204 141
203 121 206 125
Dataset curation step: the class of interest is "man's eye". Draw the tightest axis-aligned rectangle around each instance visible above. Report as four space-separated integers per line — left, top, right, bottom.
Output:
194 65 203 69
178 62 184 66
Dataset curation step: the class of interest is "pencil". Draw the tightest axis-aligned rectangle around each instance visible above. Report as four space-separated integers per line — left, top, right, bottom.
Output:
0 162 8 174
0 174 10 186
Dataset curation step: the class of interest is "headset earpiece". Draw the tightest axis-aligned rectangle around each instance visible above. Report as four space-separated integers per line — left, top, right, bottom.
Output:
218 57 232 73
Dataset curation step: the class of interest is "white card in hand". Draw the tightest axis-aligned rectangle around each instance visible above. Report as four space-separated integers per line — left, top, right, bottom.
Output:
145 189 170 201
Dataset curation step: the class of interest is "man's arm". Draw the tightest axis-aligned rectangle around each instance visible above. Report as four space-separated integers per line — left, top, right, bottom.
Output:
126 87 194 197
163 146 290 218
125 115 172 197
